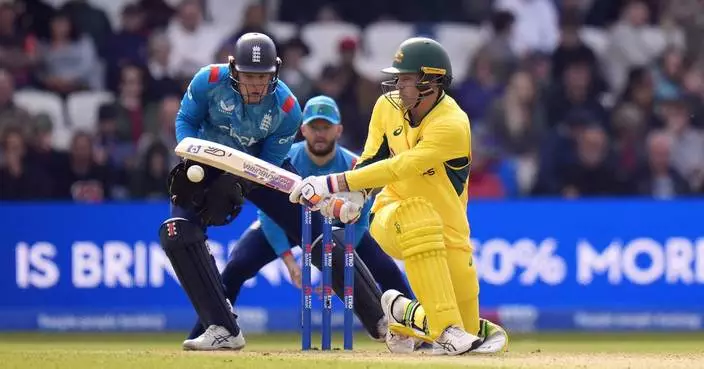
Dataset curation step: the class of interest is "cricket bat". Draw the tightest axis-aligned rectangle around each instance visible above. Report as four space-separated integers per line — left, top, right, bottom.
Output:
174 137 302 194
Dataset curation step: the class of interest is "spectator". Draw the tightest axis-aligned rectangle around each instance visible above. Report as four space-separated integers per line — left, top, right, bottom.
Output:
633 130 690 198
0 68 37 138
106 4 149 91
585 0 661 28
138 95 180 169
661 0 701 60
494 0 559 56
53 131 112 202
551 11 605 94
0 3 37 87
129 141 170 200
25 114 67 178
316 3 343 23
313 37 363 151
682 63 704 127
113 64 148 144
604 0 664 94
489 70 545 155
533 111 597 195
652 47 686 102
230 1 270 42
487 70 545 194
454 52 504 125
469 127 517 198
0 125 52 200
545 59 607 127
523 51 553 97
94 103 135 170
145 31 181 102
660 98 704 191
558 125 625 197
14 0 56 41
137 0 175 33
166 0 222 79
617 67 660 128
610 103 647 182
278 37 314 102
214 1 276 64
478 10 517 85
59 0 113 58
36 11 99 96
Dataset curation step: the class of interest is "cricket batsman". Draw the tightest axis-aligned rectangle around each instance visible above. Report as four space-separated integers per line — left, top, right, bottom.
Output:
289 37 509 355
184 95 413 344
160 33 398 351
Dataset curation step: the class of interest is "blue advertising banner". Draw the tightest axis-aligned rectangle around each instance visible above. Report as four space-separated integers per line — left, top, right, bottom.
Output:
1 199 703 333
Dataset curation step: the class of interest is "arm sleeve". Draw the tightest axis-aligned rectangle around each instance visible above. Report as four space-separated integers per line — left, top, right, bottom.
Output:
175 67 211 142
258 211 294 257
345 119 470 191
258 98 302 166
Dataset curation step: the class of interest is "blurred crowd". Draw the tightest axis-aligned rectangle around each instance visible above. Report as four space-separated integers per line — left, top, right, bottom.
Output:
1 0 703 202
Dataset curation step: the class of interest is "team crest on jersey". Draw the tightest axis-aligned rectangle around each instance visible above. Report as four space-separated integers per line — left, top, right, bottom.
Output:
252 45 261 63
219 100 235 113
260 112 272 132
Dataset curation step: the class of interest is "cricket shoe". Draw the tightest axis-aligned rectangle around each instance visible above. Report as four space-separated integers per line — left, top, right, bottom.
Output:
430 326 482 356
182 325 245 351
472 318 509 354
380 289 426 353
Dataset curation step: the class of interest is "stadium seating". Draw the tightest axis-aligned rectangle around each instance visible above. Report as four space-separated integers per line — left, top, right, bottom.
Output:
435 23 484 84
362 21 415 61
269 21 298 44
66 91 115 133
301 21 361 78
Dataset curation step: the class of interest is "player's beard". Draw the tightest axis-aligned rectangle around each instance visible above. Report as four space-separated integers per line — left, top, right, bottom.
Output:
307 139 335 157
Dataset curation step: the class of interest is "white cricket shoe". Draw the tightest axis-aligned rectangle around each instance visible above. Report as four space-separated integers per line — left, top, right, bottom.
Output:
182 325 245 351
431 325 481 356
381 289 422 354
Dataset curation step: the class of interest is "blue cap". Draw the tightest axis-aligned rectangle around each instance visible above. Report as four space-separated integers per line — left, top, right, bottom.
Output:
302 95 341 125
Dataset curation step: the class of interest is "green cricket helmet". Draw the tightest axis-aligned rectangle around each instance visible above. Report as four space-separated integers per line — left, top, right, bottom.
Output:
381 37 453 111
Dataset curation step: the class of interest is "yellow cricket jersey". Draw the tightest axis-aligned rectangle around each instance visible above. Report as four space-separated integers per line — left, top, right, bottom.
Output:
344 92 472 246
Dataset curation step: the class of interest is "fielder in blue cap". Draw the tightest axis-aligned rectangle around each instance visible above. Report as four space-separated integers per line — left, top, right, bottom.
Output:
184 95 413 344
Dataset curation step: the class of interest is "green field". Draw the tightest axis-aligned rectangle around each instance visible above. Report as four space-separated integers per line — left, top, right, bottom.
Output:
1 332 703 369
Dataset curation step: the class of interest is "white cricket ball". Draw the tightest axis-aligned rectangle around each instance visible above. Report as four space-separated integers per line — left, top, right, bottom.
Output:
187 164 205 183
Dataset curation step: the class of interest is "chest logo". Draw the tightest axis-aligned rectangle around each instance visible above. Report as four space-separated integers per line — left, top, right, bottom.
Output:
219 100 235 113
260 112 272 132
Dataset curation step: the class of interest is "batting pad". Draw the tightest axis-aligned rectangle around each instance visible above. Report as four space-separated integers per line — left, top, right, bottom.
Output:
396 198 462 339
159 218 239 335
446 248 480 335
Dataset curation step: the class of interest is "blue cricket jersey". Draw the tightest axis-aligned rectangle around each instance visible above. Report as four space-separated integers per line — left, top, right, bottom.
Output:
258 142 371 256
175 64 302 166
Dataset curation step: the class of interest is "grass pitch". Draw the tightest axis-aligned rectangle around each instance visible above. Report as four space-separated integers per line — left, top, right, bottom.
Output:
1 332 703 369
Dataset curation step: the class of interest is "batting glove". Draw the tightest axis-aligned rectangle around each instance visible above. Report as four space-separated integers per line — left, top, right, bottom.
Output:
319 191 366 224
288 174 344 207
